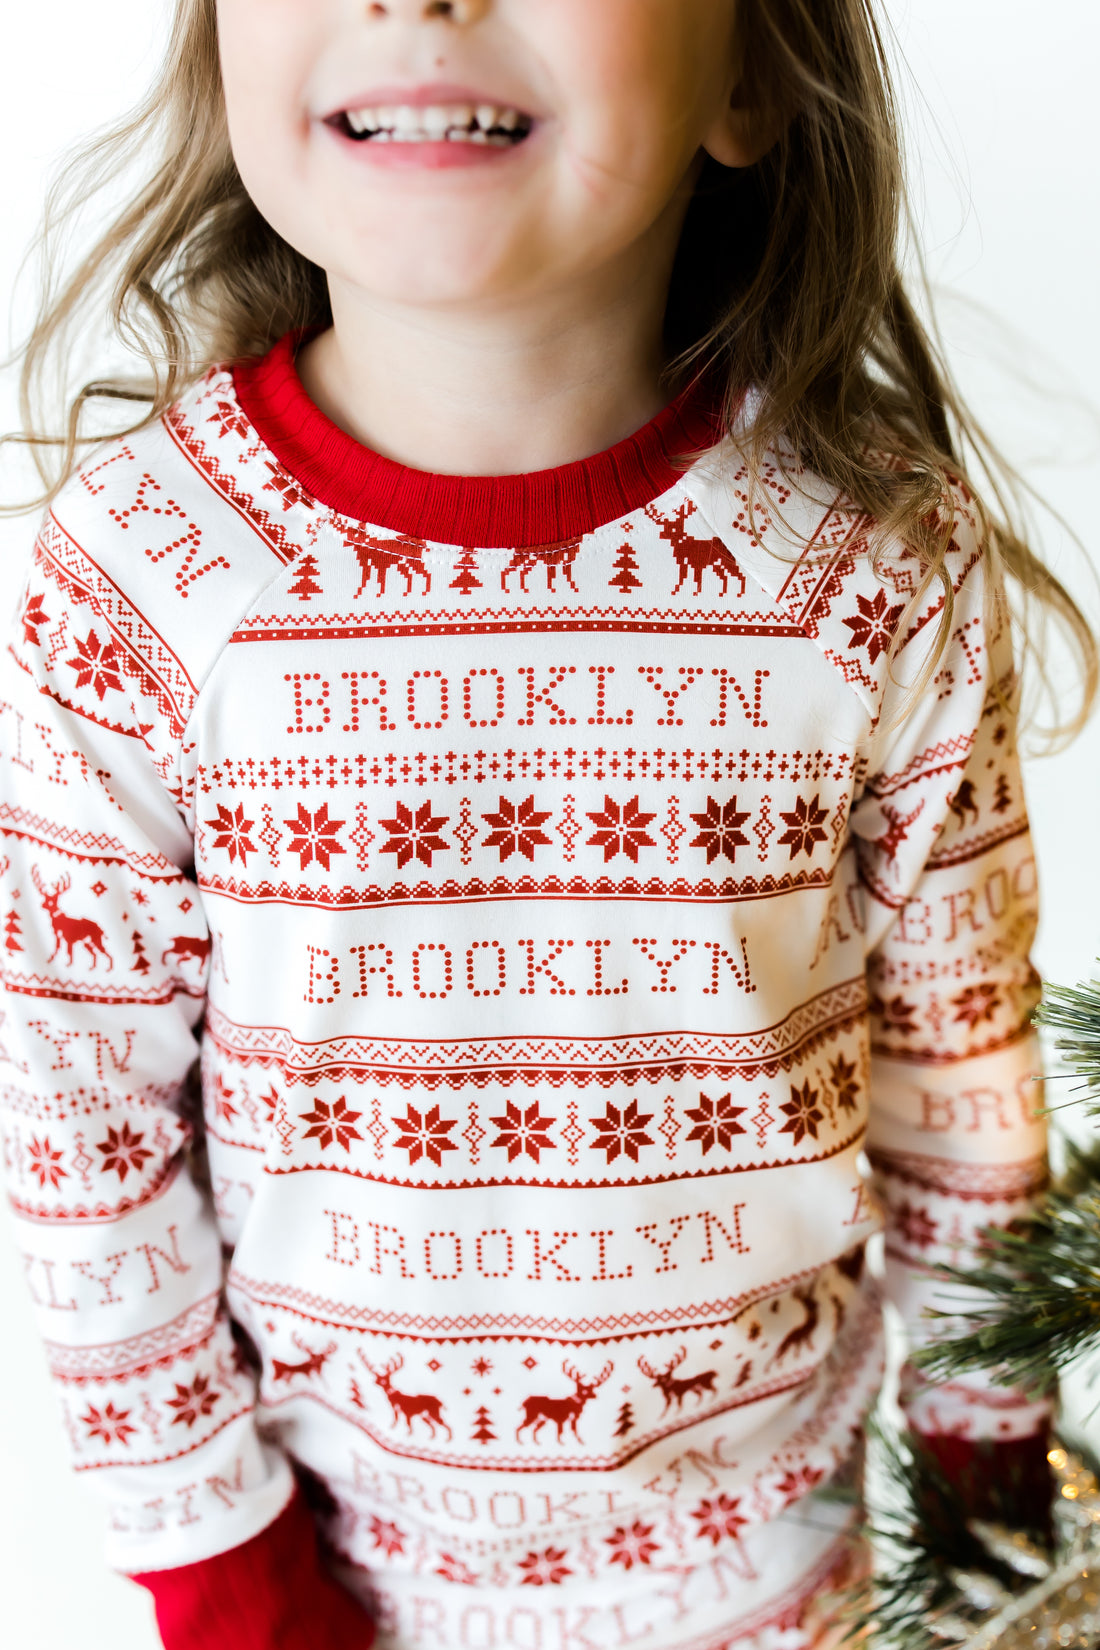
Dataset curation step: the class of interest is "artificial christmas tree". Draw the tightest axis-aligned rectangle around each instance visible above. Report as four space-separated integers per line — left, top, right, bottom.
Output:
849 971 1100 1647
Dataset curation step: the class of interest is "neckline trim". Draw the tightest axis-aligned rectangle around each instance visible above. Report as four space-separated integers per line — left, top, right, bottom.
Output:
231 332 729 548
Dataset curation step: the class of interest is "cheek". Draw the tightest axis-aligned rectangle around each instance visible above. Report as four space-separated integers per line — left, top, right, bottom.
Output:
551 11 721 205
218 0 313 196
558 105 699 225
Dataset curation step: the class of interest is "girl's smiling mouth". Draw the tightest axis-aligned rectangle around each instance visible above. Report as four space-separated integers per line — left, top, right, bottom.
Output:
322 81 537 167
332 103 534 146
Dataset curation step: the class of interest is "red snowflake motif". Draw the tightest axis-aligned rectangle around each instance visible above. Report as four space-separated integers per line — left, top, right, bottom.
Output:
951 982 1001 1028
689 797 751 865
589 1099 654 1164
80 1401 136 1447
379 801 450 870
774 1465 825 1508
895 1200 939 1250
585 795 657 864
390 1103 459 1167
489 1100 556 1163
65 630 124 701
777 794 830 860
164 1373 221 1429
872 993 920 1036
26 1133 68 1191
214 1077 238 1124
258 1085 280 1123
481 795 554 863
368 1516 407 1559
283 803 347 872
300 1096 363 1151
96 1120 154 1182
471 1355 493 1377
842 587 905 664
436 1553 478 1585
516 1546 572 1586
207 399 250 439
828 1052 861 1115
206 802 257 866
778 1081 824 1146
605 1521 660 1571
691 1493 748 1547
22 594 49 647
684 1091 747 1155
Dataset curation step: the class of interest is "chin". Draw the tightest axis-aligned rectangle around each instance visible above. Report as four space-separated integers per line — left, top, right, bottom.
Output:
332 242 535 309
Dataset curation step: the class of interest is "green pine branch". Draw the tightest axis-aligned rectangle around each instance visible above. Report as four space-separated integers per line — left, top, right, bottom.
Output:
1035 976 1100 1113
912 1138 1100 1394
840 1422 1045 1649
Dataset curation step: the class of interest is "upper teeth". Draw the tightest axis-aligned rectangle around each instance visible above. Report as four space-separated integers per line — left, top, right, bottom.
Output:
346 103 525 137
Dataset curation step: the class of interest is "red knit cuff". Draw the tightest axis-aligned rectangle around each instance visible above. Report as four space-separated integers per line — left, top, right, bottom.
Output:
129 1490 374 1650
913 1426 1055 1536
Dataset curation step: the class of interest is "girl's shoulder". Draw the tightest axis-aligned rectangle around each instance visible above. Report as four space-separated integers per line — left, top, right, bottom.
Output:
682 427 991 719
41 364 317 689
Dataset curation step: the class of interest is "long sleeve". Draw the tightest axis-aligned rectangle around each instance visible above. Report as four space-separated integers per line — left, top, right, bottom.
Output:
0 521 372 1645
854 529 1053 1504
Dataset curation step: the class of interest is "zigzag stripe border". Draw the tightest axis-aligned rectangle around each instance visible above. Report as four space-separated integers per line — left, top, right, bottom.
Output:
204 980 867 1080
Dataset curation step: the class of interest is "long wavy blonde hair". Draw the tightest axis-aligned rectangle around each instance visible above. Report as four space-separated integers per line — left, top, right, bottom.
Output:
7 0 1096 739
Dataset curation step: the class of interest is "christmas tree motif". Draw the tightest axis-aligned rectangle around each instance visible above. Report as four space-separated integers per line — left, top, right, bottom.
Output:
449 546 483 597
471 1404 496 1444
287 553 322 602
608 532 643 596
613 1399 635 1439
992 773 1013 814
130 929 150 975
3 907 22 953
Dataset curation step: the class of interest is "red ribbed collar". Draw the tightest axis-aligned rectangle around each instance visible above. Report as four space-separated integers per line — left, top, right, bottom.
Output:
232 332 727 548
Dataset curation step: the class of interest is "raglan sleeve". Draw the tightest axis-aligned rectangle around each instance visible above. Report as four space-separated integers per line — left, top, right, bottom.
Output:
851 522 1054 1519
0 519 373 1647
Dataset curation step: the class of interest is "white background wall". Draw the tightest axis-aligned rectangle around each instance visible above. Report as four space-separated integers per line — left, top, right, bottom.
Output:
1 3 1098 1645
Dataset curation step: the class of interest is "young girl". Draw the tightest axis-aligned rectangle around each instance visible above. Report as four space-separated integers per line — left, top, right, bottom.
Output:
2 2 1093 1647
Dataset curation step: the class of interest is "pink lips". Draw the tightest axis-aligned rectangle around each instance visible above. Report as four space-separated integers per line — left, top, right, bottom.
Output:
333 136 526 170
323 82 538 172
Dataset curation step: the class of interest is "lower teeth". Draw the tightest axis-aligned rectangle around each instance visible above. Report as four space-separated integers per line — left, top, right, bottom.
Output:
369 134 511 146
359 128 519 146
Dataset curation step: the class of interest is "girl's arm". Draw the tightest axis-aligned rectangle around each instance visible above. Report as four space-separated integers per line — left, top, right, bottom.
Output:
855 526 1053 1524
0 522 371 1647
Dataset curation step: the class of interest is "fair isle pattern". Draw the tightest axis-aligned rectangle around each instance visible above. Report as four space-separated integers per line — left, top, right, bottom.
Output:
200 981 867 1103
0 355 1048 1644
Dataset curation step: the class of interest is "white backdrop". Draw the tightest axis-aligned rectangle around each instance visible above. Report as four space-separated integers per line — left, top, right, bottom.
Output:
1 4 1098 1645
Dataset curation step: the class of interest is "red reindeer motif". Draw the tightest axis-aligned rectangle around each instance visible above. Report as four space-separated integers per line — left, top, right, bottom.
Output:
770 1285 820 1367
30 867 112 969
500 539 582 594
637 1347 719 1414
346 528 432 597
948 778 980 828
516 1359 613 1444
645 500 746 597
162 934 212 971
359 1351 452 1440
271 1332 337 1383
872 801 924 862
